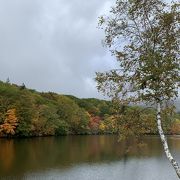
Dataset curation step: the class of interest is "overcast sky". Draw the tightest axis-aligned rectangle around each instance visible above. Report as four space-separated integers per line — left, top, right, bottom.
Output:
0 0 117 98
0 0 179 106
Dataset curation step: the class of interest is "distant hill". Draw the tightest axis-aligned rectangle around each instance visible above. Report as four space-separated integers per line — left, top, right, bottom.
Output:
0 80 179 137
0 81 115 137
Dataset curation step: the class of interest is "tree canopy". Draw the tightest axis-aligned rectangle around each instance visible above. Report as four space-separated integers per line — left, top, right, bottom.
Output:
96 0 180 104
96 0 180 177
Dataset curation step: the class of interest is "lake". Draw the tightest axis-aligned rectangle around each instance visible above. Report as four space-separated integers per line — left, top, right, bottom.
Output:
0 135 180 180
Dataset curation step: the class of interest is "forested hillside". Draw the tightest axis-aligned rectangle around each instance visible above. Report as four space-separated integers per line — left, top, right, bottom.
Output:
0 81 179 137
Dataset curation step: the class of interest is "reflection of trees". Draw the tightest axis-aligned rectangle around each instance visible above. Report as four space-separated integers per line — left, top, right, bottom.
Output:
0 139 15 173
168 136 180 154
0 136 180 178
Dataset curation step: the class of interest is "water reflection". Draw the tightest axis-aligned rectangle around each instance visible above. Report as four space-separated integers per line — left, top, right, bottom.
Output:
0 135 180 180
0 139 15 173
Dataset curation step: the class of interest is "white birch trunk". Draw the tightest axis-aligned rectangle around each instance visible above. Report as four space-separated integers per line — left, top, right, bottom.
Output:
157 102 180 178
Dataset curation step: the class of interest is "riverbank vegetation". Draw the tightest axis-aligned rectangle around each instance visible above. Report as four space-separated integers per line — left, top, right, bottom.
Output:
0 80 179 137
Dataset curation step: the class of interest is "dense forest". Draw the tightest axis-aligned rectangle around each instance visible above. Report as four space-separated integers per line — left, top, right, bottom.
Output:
0 80 179 137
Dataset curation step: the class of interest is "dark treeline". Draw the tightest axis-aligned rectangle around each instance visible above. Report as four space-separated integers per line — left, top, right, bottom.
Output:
0 80 179 137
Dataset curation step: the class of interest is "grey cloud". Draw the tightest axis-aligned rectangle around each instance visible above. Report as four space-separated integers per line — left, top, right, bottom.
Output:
0 0 115 98
0 0 178 106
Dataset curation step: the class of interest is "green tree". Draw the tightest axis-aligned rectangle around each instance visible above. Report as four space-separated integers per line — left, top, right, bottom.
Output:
31 105 58 136
96 0 180 177
56 96 89 134
15 93 35 136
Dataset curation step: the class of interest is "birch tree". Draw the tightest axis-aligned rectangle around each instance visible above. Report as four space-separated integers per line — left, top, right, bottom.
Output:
96 0 180 177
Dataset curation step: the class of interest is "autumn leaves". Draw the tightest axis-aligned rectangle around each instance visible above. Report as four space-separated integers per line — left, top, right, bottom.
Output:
0 109 18 136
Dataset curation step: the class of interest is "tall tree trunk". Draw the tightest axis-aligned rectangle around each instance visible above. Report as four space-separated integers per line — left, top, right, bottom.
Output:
157 102 180 178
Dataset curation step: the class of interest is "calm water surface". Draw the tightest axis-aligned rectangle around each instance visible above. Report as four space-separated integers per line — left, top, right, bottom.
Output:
0 135 180 180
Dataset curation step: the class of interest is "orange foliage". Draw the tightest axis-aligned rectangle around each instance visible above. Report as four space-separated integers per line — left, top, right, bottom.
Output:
0 140 15 171
0 109 18 135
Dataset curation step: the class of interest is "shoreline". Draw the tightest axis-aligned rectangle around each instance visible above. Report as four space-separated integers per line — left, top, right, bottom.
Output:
1 133 180 139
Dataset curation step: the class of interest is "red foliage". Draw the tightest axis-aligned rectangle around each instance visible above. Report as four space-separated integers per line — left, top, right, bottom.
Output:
88 115 102 133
